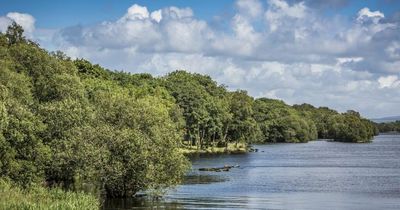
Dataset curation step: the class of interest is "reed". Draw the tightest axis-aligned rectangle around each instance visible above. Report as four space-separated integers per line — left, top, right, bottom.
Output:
0 179 100 210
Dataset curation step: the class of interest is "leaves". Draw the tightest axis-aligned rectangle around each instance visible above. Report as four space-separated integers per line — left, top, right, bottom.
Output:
0 23 377 199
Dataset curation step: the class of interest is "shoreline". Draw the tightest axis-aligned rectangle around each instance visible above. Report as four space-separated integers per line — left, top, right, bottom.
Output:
179 143 248 155
179 137 379 156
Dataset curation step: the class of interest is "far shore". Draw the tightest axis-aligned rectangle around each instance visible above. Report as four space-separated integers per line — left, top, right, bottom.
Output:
179 143 248 155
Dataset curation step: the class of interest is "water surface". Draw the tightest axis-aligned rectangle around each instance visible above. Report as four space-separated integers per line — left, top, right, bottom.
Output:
104 135 400 209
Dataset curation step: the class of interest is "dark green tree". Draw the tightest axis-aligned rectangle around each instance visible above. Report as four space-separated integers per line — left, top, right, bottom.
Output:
5 22 25 45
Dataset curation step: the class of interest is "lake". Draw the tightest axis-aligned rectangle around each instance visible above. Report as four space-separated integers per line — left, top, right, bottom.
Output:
103 134 400 209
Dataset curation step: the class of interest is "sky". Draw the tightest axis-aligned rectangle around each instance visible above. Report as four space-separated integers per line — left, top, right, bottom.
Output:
0 0 399 118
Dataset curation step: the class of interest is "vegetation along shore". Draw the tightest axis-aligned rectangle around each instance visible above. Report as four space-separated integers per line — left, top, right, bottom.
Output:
0 23 384 209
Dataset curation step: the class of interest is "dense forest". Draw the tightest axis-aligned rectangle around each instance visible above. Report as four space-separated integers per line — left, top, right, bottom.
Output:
0 23 377 202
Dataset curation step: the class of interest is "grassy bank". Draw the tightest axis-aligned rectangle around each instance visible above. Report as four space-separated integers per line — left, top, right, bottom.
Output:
0 179 100 210
179 142 248 155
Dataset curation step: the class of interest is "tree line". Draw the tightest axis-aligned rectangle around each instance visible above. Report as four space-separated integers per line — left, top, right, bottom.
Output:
0 23 377 198
375 121 400 133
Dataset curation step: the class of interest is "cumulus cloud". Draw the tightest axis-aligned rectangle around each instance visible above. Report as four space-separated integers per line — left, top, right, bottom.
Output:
236 0 263 18
2 0 400 118
162 6 193 19
0 16 12 32
150 10 162 23
265 0 307 31
55 4 212 54
53 2 398 73
0 12 35 35
378 75 400 88
357 7 384 24
119 4 150 21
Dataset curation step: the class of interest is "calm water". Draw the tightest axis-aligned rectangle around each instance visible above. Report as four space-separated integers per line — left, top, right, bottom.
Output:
104 135 400 209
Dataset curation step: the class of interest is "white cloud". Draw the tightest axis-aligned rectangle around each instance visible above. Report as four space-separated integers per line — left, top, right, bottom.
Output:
2 0 400 118
56 5 212 54
150 10 162 23
357 7 384 24
120 4 149 22
6 12 35 33
0 16 12 32
230 14 261 55
336 57 364 65
265 0 307 31
0 12 35 35
236 0 263 18
378 75 400 88
162 7 193 19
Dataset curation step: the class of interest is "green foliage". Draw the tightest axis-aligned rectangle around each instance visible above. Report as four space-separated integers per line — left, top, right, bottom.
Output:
39 98 94 185
376 121 400 133
0 63 49 187
163 70 232 148
0 23 378 206
294 104 376 142
82 79 189 197
0 179 99 210
74 58 111 80
228 90 260 143
0 24 189 199
5 22 25 45
294 104 338 138
326 111 376 142
254 99 317 143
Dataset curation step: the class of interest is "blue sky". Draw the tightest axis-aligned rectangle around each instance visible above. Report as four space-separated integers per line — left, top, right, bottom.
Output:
0 0 233 28
1 0 399 28
0 0 399 118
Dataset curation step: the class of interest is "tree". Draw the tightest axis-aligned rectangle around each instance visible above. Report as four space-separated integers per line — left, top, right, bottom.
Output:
163 71 231 148
0 24 378 200
82 79 189 197
5 22 25 45
376 121 400 133
0 63 49 187
254 99 317 143
227 90 260 144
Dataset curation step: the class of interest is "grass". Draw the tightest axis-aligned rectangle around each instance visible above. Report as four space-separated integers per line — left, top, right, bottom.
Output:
0 179 100 210
179 142 248 155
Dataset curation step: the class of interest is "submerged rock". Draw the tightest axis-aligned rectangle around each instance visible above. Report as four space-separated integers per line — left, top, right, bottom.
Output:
249 148 259 152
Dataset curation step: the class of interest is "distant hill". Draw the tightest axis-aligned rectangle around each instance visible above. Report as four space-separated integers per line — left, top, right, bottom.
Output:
371 116 400 123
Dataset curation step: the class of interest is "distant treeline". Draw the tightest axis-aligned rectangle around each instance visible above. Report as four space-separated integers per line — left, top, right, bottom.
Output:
0 23 377 198
375 121 400 133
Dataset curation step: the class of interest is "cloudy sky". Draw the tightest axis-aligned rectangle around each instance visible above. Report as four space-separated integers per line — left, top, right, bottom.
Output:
1 0 399 118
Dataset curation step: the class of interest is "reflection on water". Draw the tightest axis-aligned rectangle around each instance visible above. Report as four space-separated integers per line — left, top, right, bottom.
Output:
182 174 227 185
103 135 400 210
102 198 183 210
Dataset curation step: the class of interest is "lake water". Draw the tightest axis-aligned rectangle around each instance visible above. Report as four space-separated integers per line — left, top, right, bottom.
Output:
104 135 400 209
